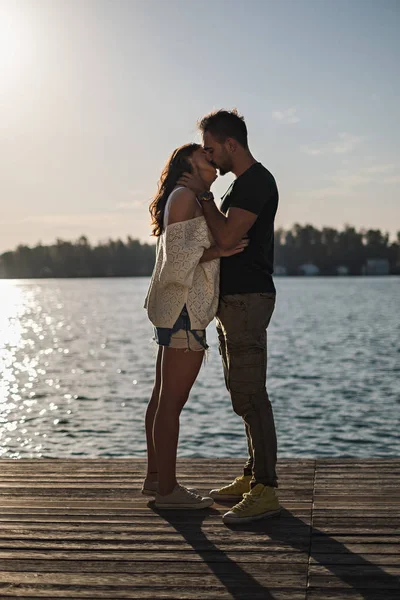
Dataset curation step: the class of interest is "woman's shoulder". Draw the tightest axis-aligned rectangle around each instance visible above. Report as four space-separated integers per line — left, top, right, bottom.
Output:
166 186 199 225
168 185 197 204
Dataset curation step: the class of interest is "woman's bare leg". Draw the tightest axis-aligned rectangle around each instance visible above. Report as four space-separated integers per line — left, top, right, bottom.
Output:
154 347 204 495
144 347 162 481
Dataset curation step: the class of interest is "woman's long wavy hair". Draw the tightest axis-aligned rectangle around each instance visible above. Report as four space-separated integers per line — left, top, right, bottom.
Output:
150 143 200 237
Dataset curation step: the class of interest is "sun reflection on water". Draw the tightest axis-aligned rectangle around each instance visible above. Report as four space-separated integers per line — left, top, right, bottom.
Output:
0 282 25 350
0 281 45 458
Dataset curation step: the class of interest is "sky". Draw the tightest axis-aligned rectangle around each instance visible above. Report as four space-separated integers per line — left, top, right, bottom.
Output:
0 0 399 253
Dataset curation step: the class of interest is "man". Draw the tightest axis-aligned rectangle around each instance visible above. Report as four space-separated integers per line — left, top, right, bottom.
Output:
178 109 280 524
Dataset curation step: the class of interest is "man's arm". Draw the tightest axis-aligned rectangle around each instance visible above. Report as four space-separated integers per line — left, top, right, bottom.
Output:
201 200 257 250
177 172 257 250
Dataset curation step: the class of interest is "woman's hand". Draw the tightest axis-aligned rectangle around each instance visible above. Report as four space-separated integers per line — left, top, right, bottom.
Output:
200 238 249 263
218 237 249 257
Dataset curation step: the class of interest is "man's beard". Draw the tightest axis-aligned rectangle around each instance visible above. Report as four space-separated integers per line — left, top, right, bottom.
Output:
209 159 228 176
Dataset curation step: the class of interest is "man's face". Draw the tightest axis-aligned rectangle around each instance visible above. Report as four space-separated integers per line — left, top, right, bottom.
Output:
203 131 233 176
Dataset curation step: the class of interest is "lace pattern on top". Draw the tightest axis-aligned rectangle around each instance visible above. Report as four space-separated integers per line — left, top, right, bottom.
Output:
144 216 220 330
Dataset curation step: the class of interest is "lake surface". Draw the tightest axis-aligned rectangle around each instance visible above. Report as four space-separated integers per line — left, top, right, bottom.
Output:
0 277 399 460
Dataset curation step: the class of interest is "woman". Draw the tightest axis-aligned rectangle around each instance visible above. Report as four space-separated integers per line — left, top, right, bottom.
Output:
143 143 248 509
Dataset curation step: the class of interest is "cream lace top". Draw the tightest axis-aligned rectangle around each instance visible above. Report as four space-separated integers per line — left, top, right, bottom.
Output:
144 190 220 330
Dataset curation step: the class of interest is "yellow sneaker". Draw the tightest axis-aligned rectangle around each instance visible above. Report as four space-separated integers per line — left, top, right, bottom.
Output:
209 475 252 501
222 484 281 524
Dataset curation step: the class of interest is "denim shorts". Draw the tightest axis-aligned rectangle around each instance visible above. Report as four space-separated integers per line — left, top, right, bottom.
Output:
154 305 208 352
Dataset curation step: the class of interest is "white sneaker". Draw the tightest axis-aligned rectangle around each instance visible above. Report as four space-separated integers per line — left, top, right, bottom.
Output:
155 483 214 510
141 479 198 496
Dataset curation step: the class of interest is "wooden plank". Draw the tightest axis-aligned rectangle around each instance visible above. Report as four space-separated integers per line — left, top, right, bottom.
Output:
308 564 400 588
0 529 309 549
0 539 311 552
0 513 310 528
0 526 311 542
314 482 400 489
0 511 312 523
312 517 400 534
0 467 273 476
0 472 313 480
0 498 313 509
0 588 307 600
314 473 400 479
313 509 400 517
311 536 400 547
0 561 308 576
0 481 311 490
309 554 400 565
314 490 400 498
312 497 400 507
308 591 400 600
0 506 306 521
0 570 309 588
0 550 308 563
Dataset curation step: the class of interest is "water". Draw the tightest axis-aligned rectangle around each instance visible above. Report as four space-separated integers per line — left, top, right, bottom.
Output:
0 277 399 459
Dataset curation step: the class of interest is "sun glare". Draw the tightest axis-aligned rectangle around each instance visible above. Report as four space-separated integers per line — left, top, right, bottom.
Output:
0 4 33 76
0 15 19 68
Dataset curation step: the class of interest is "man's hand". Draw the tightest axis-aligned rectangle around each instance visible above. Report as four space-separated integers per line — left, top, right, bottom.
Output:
177 169 209 196
218 237 249 257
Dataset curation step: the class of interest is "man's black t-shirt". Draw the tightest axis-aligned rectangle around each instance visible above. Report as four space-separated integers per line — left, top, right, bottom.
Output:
219 162 279 295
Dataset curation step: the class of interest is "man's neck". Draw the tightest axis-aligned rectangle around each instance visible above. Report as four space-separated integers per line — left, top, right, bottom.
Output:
232 151 257 178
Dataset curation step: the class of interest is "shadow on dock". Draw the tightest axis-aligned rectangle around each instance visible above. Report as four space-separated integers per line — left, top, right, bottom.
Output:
151 504 399 600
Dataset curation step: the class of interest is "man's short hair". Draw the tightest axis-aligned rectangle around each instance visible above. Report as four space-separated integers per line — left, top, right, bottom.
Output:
198 109 248 149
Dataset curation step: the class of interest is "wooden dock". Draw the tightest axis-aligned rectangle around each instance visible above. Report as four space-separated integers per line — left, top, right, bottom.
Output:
0 458 399 599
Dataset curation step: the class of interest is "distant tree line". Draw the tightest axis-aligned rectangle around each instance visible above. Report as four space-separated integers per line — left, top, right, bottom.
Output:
275 225 400 275
0 226 399 278
0 236 156 278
